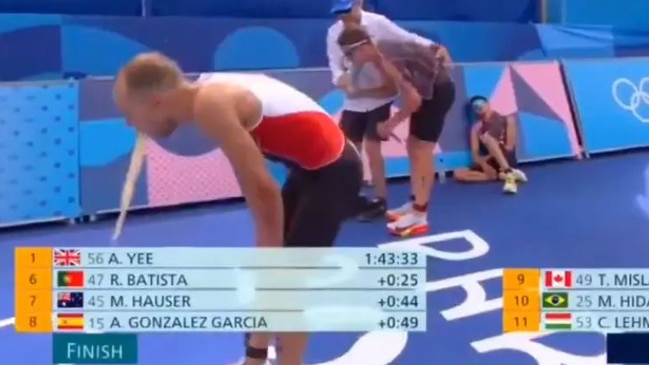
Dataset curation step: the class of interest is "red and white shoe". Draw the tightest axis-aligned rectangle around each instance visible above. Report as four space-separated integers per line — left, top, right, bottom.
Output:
386 201 413 222
387 212 429 237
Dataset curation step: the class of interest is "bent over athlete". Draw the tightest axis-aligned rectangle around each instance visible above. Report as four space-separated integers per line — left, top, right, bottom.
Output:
337 24 455 237
112 52 363 365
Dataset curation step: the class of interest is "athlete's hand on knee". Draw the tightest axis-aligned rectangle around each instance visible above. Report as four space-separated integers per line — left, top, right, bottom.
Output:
376 121 401 142
376 121 391 139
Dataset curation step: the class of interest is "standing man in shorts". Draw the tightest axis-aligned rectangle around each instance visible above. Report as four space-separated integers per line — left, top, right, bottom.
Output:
454 96 527 193
326 0 438 221
337 24 455 237
113 52 362 365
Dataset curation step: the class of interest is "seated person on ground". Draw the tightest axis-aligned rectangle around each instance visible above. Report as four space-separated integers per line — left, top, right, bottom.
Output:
454 96 527 194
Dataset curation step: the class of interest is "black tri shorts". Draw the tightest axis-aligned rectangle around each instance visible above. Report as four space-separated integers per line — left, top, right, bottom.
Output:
339 102 392 143
410 81 456 143
282 142 363 247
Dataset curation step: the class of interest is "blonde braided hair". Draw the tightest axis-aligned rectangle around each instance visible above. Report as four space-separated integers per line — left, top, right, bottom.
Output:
112 133 147 241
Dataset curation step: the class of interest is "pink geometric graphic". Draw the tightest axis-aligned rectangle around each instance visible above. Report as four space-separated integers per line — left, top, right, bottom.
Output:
489 67 518 115
510 62 581 156
144 141 241 206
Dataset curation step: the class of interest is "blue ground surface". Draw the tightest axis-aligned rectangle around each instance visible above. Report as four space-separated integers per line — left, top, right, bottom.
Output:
1 152 648 365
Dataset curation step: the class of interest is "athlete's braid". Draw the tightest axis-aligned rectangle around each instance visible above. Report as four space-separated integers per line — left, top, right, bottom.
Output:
112 133 147 241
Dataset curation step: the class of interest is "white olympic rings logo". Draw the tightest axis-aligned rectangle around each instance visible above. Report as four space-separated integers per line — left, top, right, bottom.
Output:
612 77 649 123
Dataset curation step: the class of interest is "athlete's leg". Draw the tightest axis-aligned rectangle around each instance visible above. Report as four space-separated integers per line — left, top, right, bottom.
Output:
243 172 301 365
479 134 512 171
279 144 362 365
281 172 302 238
339 110 365 157
364 139 386 198
339 110 372 213
388 82 455 236
479 136 520 193
497 148 527 183
454 168 495 182
358 102 391 221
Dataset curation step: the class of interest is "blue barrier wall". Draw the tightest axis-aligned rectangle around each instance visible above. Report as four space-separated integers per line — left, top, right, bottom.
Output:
547 0 649 30
0 81 80 225
4 15 649 81
55 63 582 220
10 57 648 227
0 0 540 21
563 58 649 154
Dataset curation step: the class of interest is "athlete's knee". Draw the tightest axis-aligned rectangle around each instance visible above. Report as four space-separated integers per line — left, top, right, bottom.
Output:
407 136 434 154
406 136 418 155
479 132 498 146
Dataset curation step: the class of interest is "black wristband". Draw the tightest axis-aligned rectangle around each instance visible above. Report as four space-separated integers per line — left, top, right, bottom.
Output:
245 346 268 360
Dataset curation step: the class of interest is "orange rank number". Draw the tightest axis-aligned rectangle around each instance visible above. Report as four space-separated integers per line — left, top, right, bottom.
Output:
502 268 540 333
15 247 54 333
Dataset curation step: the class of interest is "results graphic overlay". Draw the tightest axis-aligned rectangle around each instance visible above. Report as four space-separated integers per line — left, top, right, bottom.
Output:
503 268 649 338
540 268 649 363
46 247 427 333
540 269 649 333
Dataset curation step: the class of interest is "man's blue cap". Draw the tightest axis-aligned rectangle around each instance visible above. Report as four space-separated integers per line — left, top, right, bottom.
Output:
331 0 354 14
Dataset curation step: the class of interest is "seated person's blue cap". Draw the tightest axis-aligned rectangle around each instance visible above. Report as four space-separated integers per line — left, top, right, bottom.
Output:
331 0 354 14
470 96 488 112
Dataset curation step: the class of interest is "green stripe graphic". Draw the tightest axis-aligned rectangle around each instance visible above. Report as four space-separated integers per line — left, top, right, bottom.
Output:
545 323 571 330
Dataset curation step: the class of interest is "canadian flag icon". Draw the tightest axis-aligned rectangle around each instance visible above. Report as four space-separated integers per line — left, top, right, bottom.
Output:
544 270 573 288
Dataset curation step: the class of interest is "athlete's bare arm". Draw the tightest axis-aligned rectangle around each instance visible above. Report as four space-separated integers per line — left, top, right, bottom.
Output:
193 86 283 247
470 122 483 162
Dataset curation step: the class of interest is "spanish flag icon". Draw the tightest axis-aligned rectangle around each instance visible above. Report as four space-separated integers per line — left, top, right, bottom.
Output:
57 313 84 330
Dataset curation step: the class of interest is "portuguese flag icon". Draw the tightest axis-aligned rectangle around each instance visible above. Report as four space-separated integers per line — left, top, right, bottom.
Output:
544 313 572 330
57 271 84 288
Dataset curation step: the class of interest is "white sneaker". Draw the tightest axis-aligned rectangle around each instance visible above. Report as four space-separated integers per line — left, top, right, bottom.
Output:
503 174 518 194
512 168 527 183
386 212 429 237
386 201 412 222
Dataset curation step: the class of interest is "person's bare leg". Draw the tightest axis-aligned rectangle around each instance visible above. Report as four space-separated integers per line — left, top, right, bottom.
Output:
454 169 493 182
407 136 435 207
479 134 510 171
243 333 272 365
479 134 518 193
387 136 434 233
364 138 387 199
276 333 308 365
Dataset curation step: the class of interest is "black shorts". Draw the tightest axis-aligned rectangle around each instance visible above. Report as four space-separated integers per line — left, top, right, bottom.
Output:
339 102 392 143
282 143 363 247
410 81 456 143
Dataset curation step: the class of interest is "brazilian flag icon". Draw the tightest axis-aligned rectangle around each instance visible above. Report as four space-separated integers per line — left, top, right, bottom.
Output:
542 292 569 308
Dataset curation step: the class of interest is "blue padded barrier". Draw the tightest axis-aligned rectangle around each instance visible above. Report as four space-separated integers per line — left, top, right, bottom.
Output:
5 58 649 227
3 15 649 81
0 81 80 226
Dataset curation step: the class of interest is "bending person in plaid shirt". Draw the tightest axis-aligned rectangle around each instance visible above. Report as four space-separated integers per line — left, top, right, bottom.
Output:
337 23 455 237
